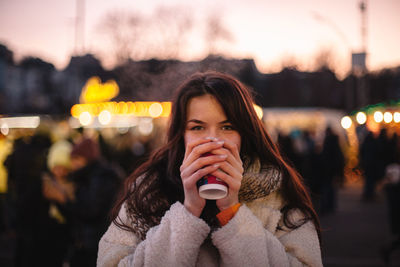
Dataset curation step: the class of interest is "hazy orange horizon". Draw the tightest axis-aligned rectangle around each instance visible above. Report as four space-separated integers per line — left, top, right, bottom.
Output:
0 0 399 78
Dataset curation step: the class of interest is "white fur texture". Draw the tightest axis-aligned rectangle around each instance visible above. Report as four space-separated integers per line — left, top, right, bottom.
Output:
97 192 322 267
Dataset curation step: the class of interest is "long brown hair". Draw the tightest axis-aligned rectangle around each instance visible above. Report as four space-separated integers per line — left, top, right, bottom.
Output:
111 71 321 241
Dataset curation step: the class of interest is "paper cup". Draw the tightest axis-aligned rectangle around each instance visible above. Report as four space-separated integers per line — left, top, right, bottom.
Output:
198 174 228 199
196 152 228 200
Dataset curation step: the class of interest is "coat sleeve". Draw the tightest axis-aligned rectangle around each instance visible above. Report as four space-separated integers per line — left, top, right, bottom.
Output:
97 202 211 267
211 205 322 267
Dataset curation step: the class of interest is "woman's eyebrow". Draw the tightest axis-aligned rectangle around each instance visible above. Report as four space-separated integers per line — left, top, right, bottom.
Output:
187 119 204 124
187 119 230 124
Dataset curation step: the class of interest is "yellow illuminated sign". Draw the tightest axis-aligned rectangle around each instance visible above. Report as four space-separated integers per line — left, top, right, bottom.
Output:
71 101 258 120
80 76 119 103
71 101 172 118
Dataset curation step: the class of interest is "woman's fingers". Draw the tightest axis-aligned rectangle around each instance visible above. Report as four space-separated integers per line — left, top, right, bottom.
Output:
183 138 213 159
180 154 227 179
184 137 223 160
208 147 243 175
211 168 242 192
221 139 241 161
182 160 220 217
211 161 242 186
180 139 225 172
182 163 221 188
180 137 244 213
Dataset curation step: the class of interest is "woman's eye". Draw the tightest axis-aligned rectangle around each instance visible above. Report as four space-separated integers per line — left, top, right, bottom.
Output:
190 125 203 131
222 125 234 130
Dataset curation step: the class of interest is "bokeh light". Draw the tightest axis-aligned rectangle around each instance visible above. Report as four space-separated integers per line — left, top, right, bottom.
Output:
394 112 400 123
356 112 367 124
0 123 9 135
79 111 93 126
149 102 163 118
138 118 154 136
253 104 263 120
98 110 112 125
341 116 352 129
373 111 383 123
383 111 393 123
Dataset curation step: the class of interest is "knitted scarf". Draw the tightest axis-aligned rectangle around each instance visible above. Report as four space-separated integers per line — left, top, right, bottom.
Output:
239 157 282 202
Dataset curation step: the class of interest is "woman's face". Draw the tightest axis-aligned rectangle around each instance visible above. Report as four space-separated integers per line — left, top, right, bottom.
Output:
184 94 241 151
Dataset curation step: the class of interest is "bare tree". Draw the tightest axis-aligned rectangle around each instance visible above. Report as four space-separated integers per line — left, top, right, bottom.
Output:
97 5 193 65
98 10 144 65
313 48 337 72
205 13 234 56
148 5 193 59
279 54 300 70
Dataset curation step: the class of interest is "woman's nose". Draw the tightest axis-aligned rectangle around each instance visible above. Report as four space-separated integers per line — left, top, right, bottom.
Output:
206 128 220 140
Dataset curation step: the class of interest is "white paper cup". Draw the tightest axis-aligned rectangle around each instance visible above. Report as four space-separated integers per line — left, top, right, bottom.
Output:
198 174 228 200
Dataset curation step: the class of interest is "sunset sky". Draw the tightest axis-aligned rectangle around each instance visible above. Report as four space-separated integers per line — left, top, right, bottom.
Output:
0 0 399 78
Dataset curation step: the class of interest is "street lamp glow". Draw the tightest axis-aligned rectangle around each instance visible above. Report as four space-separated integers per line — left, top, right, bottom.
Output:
374 111 383 123
149 102 163 118
0 123 9 135
138 118 154 135
356 112 367 124
79 111 93 126
253 104 263 120
99 110 112 125
0 116 40 128
383 112 393 123
341 116 352 129
394 112 400 123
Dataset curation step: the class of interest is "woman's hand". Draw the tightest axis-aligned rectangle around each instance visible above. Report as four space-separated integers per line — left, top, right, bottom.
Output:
211 140 244 211
180 138 227 217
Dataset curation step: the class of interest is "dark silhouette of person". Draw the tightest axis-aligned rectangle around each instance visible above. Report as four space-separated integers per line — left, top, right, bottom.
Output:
301 130 323 213
376 128 392 182
320 126 344 215
41 140 75 267
359 131 380 201
381 161 400 264
4 132 52 267
277 131 299 170
51 137 121 267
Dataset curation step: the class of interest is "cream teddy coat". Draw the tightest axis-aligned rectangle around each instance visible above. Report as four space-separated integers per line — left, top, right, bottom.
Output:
97 189 323 267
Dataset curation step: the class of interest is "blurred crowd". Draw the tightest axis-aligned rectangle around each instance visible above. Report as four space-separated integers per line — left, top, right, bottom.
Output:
358 127 400 264
277 126 345 216
0 125 156 267
277 125 400 263
0 122 400 266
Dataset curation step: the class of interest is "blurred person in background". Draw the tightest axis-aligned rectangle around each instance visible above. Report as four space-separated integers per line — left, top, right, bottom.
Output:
4 131 52 267
42 139 75 266
277 131 298 170
97 71 322 266
359 130 380 201
376 128 393 181
300 130 323 215
98 132 149 178
319 126 344 215
47 137 121 267
0 132 12 234
380 141 400 265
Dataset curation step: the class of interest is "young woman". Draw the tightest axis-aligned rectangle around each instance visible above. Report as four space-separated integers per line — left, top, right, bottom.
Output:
97 71 323 266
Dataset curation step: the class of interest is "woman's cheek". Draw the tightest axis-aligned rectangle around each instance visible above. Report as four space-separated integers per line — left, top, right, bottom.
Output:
229 134 242 152
183 132 196 147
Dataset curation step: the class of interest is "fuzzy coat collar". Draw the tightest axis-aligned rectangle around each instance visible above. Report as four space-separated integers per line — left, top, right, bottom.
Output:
239 158 282 202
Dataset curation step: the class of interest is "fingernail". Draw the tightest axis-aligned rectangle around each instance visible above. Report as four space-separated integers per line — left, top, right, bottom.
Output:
216 141 224 145
213 163 220 168
205 137 217 141
218 154 227 158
